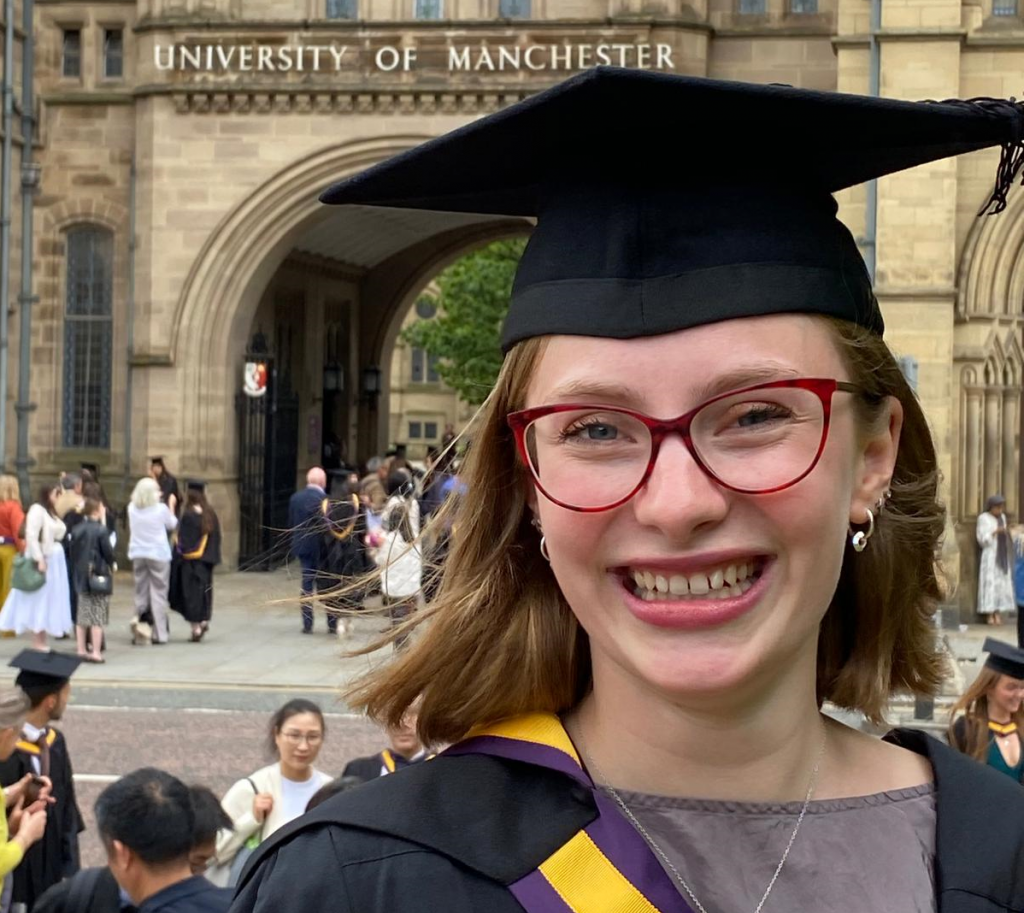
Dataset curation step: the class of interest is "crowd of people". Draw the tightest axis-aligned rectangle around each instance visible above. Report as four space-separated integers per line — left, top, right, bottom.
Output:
0 459 223 658
286 445 464 640
0 645 431 912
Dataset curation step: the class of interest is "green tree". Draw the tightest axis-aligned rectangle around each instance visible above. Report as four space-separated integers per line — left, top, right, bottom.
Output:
401 238 526 406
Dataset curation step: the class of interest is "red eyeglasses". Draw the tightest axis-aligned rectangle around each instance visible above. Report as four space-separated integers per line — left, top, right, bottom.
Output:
507 378 866 512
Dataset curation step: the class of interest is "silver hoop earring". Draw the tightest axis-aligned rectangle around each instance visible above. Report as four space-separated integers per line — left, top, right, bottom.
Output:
539 536 551 563
849 508 875 553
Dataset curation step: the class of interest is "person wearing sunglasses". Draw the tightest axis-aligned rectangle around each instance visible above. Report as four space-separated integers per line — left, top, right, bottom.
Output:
231 71 1024 913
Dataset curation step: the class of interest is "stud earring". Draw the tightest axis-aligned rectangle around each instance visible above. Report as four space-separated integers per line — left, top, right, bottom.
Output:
849 508 875 553
875 488 892 513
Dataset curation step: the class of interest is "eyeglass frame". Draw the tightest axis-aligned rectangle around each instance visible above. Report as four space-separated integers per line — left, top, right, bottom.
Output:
279 730 324 746
506 378 869 513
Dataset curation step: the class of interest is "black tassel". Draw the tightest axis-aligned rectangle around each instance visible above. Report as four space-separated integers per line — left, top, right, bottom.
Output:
923 95 1024 216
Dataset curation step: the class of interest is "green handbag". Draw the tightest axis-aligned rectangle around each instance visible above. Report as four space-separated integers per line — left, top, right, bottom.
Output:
11 554 45 592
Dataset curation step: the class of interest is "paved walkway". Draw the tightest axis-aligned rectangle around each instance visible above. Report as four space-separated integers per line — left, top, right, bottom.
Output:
0 566 394 699
0 566 1013 714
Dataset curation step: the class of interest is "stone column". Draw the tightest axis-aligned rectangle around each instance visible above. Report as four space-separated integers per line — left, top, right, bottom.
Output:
1002 386 1019 512
984 386 1001 502
965 383 982 515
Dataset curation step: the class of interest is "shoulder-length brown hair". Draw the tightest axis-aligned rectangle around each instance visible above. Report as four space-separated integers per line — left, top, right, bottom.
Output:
345 317 948 745
948 667 1024 762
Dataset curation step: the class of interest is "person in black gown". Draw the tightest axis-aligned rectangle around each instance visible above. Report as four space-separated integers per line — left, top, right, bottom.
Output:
0 651 84 911
169 480 221 643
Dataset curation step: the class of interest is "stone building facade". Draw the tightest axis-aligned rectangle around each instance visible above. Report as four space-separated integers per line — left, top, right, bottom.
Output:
0 0 1019 604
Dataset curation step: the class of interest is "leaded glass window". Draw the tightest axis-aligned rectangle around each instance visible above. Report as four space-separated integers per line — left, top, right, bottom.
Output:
63 226 113 450
326 0 358 18
414 0 443 19
499 0 531 16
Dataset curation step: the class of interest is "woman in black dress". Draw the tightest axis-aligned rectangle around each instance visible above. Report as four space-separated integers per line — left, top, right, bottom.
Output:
169 479 221 643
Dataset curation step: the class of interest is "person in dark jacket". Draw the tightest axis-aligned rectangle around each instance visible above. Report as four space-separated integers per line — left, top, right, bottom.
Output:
286 467 333 635
341 704 427 782
88 768 232 913
34 783 233 913
231 73 1024 913
319 478 370 637
169 481 221 644
68 499 115 664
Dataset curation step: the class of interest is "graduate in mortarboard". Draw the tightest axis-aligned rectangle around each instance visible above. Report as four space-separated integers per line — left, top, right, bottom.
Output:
233 70 1024 913
168 481 221 643
0 651 84 909
149 456 180 516
949 639 1024 783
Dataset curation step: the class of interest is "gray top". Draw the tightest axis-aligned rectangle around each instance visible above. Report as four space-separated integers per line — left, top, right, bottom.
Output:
606 782 936 913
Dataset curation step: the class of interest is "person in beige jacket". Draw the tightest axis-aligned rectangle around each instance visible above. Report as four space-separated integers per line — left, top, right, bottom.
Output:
209 700 331 887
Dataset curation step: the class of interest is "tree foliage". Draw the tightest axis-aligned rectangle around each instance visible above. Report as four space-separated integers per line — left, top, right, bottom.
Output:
401 238 526 406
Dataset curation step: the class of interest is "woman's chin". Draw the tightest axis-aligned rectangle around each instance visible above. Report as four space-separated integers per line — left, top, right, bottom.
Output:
619 638 766 699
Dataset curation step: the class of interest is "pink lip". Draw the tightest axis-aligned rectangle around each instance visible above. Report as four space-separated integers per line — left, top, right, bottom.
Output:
617 559 773 630
611 549 769 576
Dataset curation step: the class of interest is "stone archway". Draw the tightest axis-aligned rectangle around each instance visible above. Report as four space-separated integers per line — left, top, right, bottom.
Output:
170 136 526 472
952 188 1024 615
166 136 528 564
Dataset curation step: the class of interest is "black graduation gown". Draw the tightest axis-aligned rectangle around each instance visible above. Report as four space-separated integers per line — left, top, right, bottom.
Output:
319 497 370 610
0 729 84 909
231 728 1024 913
169 512 221 624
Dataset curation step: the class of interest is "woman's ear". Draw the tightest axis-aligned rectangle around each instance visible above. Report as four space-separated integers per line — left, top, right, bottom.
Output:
850 395 903 524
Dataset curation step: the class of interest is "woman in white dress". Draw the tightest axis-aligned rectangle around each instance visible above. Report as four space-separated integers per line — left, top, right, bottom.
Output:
977 494 1016 626
0 486 72 649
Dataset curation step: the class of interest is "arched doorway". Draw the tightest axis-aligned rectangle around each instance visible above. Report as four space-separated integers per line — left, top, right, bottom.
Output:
169 138 528 566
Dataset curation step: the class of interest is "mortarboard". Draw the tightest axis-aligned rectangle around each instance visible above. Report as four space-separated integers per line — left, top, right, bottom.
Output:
150 456 165 466
80 462 99 476
9 650 83 693
983 638 1024 680
320 68 1024 353
186 479 207 492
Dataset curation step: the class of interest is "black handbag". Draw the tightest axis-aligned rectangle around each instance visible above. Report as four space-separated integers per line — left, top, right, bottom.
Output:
88 560 112 595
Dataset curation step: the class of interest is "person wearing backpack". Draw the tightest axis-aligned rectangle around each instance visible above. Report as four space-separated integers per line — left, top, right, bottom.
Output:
208 701 331 888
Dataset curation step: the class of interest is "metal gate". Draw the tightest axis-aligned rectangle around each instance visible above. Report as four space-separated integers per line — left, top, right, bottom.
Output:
236 355 299 570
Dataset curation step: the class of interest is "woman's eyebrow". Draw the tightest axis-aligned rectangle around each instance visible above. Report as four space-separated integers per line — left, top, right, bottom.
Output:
545 363 802 406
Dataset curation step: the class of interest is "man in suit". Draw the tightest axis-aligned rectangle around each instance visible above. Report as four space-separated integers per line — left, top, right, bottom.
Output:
287 467 335 635
342 705 428 782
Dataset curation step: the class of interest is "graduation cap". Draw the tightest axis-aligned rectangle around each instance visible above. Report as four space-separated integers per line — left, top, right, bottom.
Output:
9 650 83 695
321 68 1024 353
149 455 166 467
983 638 1024 680
185 479 207 492
80 462 99 477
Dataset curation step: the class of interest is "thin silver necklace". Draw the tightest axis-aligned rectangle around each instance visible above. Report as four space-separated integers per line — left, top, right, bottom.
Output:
575 727 827 913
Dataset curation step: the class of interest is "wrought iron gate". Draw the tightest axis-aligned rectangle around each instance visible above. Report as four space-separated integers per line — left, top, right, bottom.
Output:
236 355 299 570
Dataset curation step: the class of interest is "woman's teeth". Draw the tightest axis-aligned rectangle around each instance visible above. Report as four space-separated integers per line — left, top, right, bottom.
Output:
629 562 759 601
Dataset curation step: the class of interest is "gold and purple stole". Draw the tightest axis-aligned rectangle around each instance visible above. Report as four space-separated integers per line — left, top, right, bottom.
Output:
445 713 696 913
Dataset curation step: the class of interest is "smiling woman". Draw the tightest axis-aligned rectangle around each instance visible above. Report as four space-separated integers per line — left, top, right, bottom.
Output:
231 69 1024 913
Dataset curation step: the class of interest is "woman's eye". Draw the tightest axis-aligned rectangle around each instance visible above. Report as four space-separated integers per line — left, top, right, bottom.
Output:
734 404 792 428
562 421 619 441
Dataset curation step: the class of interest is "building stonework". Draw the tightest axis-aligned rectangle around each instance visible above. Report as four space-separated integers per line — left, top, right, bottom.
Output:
0 0 1020 610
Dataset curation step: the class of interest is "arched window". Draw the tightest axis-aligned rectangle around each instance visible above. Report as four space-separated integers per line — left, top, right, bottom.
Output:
62 226 113 449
